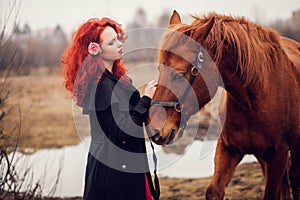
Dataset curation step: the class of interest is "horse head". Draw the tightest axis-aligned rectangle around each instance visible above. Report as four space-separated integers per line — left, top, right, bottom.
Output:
147 11 221 145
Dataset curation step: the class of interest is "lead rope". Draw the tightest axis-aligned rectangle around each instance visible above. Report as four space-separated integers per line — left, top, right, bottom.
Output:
147 139 160 200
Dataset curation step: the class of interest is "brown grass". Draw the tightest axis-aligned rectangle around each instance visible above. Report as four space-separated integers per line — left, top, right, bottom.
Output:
159 162 264 200
2 73 80 153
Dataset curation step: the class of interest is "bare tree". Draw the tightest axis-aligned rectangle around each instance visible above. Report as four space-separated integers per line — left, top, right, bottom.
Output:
0 1 45 199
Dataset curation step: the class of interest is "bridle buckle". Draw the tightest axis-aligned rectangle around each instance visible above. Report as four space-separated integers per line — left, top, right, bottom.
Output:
174 102 183 112
191 66 200 76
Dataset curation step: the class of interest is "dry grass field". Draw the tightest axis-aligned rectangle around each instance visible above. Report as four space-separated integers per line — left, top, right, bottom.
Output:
159 162 264 200
2 73 80 152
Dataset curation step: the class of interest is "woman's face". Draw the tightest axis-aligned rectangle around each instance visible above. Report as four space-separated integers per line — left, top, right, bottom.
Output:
100 26 124 63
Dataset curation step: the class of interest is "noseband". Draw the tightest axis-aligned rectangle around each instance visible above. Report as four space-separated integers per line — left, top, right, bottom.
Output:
151 47 204 138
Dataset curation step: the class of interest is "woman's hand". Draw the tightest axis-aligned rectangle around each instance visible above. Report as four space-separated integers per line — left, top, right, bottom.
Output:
144 80 157 99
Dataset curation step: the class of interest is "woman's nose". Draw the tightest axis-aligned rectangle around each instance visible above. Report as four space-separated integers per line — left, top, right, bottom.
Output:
117 40 123 47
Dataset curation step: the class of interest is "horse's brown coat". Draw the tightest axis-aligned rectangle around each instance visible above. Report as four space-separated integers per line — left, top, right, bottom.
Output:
148 11 300 199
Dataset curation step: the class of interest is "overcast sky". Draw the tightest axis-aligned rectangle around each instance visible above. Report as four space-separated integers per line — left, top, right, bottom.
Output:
4 0 300 34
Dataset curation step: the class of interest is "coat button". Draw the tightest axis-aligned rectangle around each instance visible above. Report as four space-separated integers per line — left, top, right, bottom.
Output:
121 164 127 170
122 141 126 144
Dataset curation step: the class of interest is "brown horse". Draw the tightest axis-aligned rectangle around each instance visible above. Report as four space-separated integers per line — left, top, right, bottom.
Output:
147 10 300 200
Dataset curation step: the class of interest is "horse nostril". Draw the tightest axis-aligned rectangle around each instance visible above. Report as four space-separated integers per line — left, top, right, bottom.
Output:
170 128 176 137
151 129 161 142
165 128 176 144
171 128 175 134
153 129 160 133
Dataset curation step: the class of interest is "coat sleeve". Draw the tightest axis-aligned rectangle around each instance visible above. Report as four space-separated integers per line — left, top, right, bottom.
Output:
93 80 151 141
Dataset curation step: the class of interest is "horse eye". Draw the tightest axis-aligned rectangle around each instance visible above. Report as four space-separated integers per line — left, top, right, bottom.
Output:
173 73 185 81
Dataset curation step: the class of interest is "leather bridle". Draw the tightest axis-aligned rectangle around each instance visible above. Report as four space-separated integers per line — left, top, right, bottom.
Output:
150 47 205 138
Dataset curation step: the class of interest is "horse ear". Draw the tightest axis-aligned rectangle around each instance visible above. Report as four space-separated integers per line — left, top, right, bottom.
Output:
192 16 215 42
170 10 182 25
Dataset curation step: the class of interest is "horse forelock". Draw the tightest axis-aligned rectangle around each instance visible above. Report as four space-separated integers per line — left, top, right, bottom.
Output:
158 24 201 67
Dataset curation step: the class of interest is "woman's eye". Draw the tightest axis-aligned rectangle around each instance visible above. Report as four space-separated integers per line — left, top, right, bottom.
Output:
173 73 185 81
108 39 117 45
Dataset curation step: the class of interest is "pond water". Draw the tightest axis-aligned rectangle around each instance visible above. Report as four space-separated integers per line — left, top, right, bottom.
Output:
10 137 256 198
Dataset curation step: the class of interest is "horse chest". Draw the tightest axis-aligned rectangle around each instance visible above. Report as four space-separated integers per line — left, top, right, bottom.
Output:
221 109 276 154
222 129 274 154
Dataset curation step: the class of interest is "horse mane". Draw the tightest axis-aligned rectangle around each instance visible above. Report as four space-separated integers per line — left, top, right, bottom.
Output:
167 13 286 87
196 13 288 86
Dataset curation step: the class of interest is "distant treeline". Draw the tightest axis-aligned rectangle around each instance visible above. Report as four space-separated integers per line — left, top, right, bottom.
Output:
0 8 299 74
0 24 67 74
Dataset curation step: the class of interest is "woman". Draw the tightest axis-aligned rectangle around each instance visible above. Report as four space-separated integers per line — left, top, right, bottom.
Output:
61 17 158 200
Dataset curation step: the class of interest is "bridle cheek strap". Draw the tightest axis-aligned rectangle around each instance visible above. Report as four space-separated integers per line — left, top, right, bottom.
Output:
150 47 204 137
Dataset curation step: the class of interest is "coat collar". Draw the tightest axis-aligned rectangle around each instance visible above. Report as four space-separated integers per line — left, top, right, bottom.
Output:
103 69 136 92
103 69 119 82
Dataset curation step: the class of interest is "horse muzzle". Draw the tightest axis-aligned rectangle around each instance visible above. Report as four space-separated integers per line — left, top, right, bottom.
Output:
149 127 177 145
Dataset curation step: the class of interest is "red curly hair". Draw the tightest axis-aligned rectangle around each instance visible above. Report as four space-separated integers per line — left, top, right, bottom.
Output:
61 17 128 106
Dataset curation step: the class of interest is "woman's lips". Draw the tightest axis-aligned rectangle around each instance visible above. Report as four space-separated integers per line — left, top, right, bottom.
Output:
118 49 123 54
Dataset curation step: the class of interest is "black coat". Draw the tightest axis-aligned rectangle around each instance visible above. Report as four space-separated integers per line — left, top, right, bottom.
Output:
82 70 153 200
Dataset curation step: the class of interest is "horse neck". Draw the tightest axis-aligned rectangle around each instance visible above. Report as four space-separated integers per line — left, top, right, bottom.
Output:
218 67 255 110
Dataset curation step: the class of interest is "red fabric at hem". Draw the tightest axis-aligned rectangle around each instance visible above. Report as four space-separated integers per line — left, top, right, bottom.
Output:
145 173 152 200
